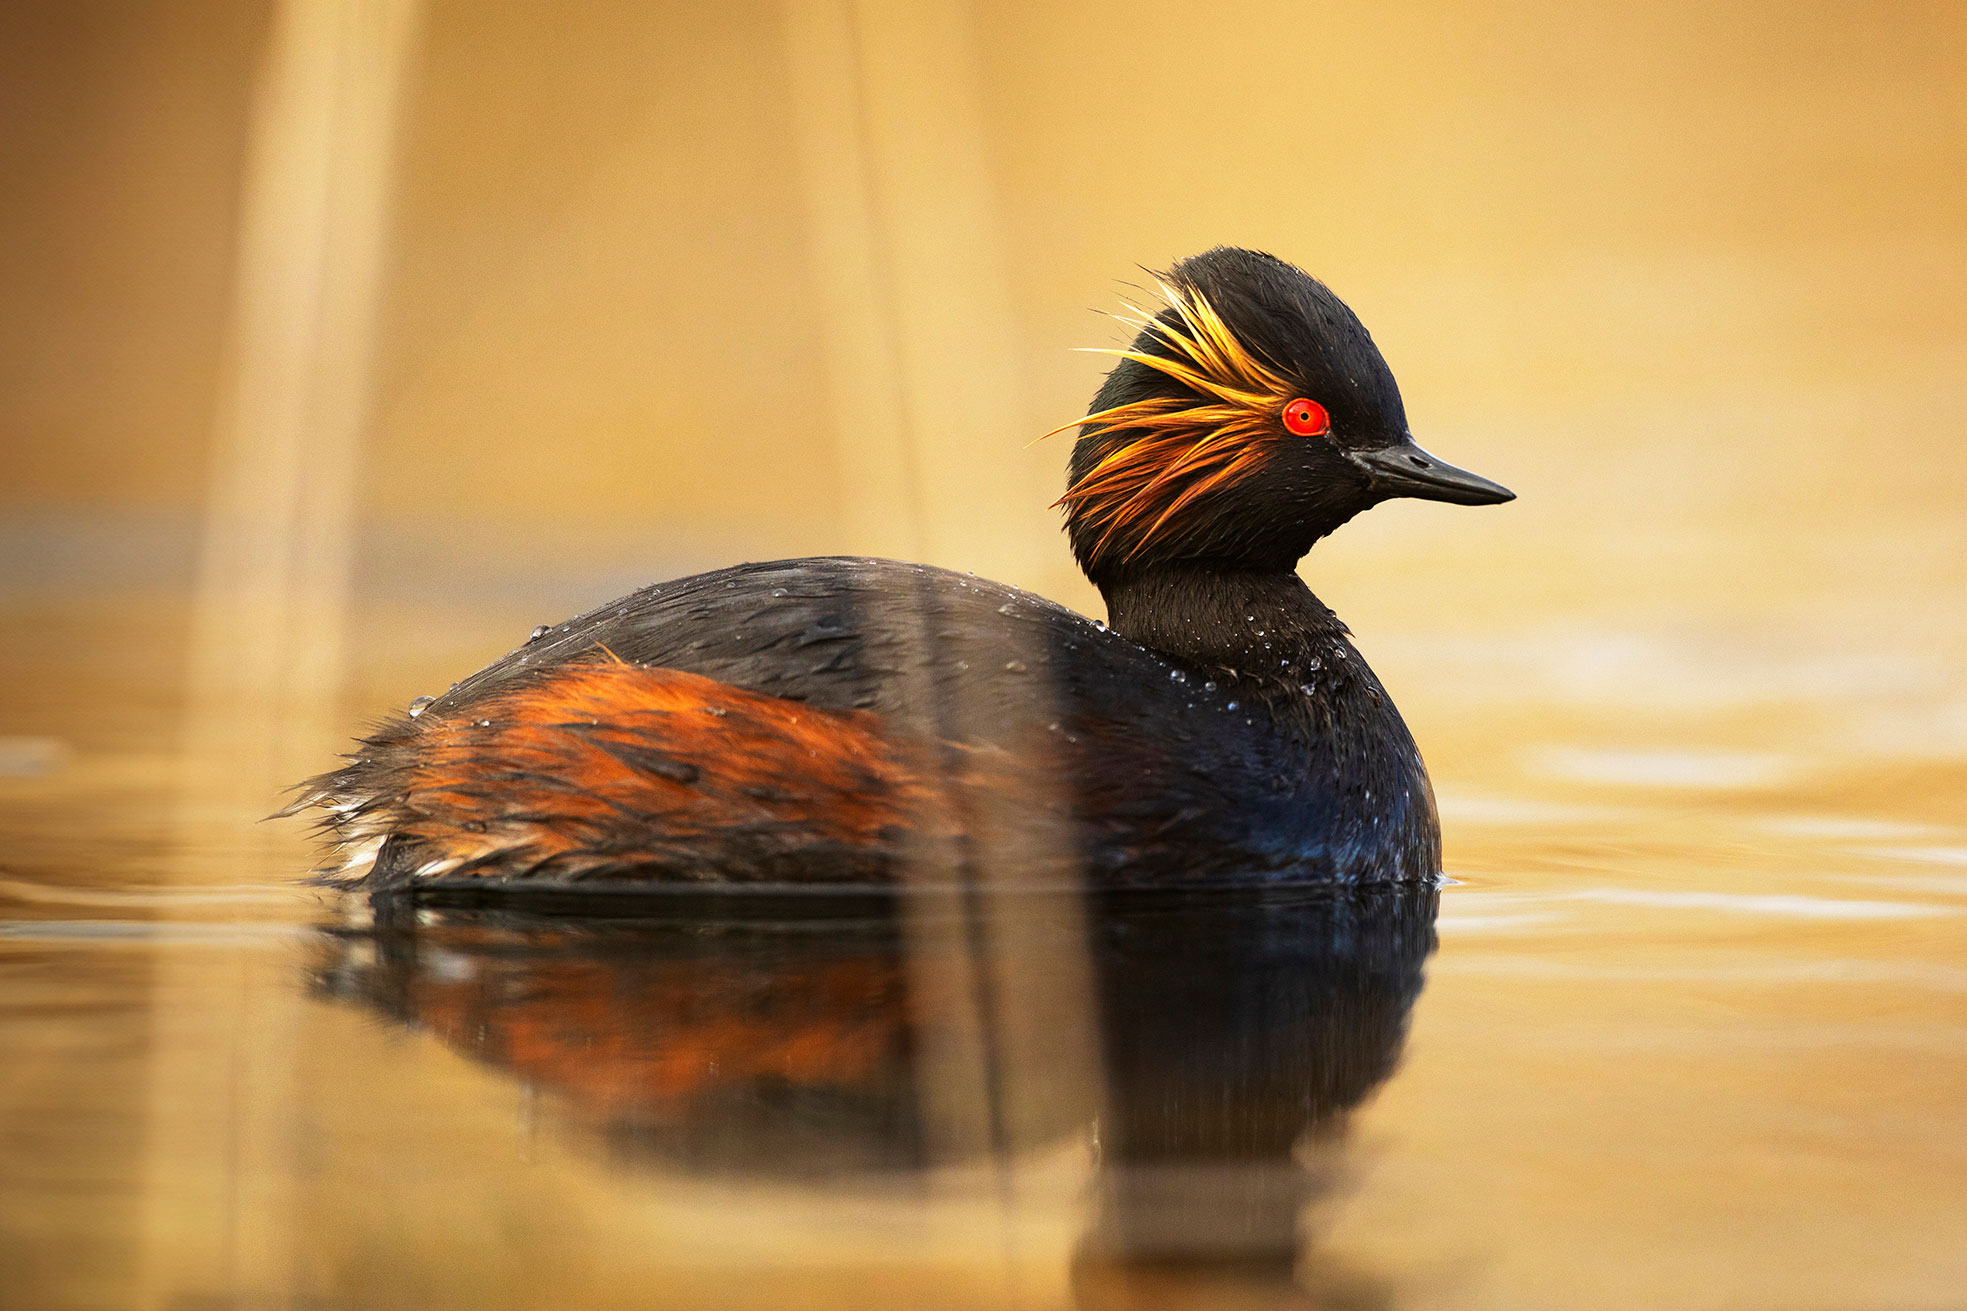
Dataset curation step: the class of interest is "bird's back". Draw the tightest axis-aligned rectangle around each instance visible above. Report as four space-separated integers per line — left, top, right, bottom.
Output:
298 558 1435 889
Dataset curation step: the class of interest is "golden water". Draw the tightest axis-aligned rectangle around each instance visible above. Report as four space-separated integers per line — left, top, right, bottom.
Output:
3 566 1962 1310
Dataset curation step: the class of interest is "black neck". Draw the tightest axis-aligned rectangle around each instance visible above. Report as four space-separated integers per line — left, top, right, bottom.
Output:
1099 567 1344 677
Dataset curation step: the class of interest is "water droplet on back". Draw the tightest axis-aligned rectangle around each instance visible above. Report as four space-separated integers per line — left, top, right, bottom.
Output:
528 625 550 642
407 696 435 718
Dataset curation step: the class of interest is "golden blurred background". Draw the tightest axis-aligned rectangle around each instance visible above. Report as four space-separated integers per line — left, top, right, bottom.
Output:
3 3 1966 1309
7 1 1963 713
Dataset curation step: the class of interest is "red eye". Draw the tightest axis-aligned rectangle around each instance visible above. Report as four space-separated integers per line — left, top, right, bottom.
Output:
1281 397 1329 437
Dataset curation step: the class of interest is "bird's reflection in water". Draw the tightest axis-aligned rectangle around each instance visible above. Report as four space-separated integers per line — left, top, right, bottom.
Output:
311 885 1437 1307
1074 889 1435 1309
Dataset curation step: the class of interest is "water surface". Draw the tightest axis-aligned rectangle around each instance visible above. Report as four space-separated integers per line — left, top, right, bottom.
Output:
3 586 1964 1311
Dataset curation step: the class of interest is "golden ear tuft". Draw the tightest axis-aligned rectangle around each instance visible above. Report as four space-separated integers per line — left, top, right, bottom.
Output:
1049 280 1295 563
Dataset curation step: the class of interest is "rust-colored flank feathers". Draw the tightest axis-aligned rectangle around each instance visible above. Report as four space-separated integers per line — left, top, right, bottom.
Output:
1050 276 1298 561
350 662 961 882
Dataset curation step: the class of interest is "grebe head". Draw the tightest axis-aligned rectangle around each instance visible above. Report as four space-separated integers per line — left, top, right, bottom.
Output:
1059 247 1513 585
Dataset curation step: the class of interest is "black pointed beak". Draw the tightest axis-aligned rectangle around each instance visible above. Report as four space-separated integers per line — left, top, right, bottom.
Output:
1348 441 1515 506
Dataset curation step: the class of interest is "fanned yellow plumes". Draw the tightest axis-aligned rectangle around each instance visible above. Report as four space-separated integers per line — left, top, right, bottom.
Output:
1051 278 1296 563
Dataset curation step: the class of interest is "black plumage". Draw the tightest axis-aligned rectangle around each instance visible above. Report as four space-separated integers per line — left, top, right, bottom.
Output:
293 248 1512 891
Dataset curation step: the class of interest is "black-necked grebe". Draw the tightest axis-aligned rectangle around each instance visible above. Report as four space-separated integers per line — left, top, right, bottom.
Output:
291 247 1512 890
